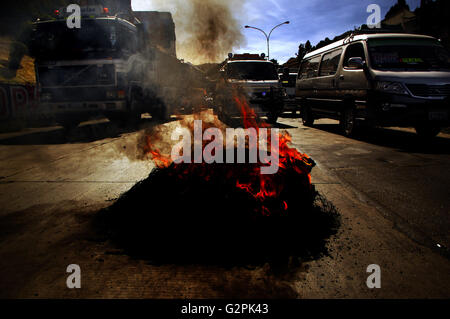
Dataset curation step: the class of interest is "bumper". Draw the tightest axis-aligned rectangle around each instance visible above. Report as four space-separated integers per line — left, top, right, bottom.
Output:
365 93 450 127
40 100 128 115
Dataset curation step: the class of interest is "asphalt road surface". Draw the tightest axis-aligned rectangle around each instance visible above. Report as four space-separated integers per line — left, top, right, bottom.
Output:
0 113 449 298
281 117 450 252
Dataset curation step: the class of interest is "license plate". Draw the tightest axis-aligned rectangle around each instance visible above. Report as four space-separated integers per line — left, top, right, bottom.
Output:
429 112 448 121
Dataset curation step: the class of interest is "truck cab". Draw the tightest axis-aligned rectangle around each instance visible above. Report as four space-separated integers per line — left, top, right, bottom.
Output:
29 5 141 128
29 4 192 129
215 53 284 124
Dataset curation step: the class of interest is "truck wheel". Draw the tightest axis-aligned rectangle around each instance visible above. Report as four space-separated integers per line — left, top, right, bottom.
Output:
217 110 231 125
107 112 140 128
267 112 279 124
108 116 126 128
301 105 314 126
415 125 441 139
125 111 141 128
59 119 80 131
153 105 170 122
107 114 126 128
340 107 356 137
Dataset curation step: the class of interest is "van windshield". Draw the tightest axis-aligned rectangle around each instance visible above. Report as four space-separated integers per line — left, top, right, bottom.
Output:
227 62 279 80
367 38 450 71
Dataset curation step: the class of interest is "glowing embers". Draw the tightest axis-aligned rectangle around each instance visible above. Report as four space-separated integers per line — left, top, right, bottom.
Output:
142 94 315 216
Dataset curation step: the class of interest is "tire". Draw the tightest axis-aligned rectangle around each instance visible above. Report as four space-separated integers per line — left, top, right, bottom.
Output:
215 102 230 124
107 114 126 128
127 92 142 127
340 107 356 137
153 104 170 122
108 91 142 128
125 111 141 128
301 105 314 126
107 111 140 128
217 110 230 124
267 112 279 124
415 125 441 139
59 119 80 131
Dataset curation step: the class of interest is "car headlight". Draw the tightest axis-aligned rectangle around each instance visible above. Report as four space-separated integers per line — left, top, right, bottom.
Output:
375 81 409 95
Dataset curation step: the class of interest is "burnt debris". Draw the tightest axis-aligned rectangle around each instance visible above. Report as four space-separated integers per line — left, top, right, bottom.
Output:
96 160 340 266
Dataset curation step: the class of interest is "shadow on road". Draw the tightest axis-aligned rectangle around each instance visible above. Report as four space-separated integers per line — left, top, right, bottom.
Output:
218 117 297 129
0 117 178 145
312 123 450 155
272 121 298 129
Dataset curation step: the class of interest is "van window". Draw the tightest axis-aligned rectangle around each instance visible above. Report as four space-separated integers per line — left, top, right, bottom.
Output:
368 38 450 70
298 61 307 79
343 43 366 68
298 56 321 79
319 49 342 76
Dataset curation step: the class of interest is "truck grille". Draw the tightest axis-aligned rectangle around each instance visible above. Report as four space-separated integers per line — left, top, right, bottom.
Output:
38 64 115 87
406 84 450 98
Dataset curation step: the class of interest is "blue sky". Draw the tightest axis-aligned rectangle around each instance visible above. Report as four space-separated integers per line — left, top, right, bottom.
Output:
132 0 421 64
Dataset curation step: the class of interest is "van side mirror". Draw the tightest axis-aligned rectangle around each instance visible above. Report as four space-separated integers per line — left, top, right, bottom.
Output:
347 57 364 69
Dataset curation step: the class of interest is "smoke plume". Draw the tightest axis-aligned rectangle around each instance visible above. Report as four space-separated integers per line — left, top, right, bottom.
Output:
151 0 246 64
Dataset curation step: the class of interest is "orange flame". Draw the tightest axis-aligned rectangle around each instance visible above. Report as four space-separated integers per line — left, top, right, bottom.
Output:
142 90 314 216
231 91 314 213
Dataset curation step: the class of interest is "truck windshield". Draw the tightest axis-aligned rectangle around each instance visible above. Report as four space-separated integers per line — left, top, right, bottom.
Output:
30 19 137 60
368 38 450 71
227 62 279 80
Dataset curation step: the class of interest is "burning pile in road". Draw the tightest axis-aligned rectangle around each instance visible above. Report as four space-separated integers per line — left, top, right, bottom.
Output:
97 93 339 264
143 93 316 216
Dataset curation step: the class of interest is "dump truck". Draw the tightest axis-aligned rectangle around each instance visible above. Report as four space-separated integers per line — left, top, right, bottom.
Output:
29 2 206 129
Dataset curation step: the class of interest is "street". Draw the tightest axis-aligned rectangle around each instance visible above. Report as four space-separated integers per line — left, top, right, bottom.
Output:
0 114 449 298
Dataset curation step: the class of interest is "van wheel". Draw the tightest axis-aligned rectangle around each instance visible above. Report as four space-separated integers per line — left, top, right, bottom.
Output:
415 125 440 139
301 105 314 126
340 107 356 137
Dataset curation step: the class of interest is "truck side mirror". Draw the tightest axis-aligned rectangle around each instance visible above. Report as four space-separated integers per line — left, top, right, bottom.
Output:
347 57 364 69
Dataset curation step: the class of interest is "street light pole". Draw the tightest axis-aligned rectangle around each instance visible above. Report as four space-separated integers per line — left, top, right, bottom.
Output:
245 21 289 60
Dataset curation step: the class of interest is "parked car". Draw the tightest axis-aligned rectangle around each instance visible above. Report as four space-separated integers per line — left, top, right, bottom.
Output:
296 32 450 138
